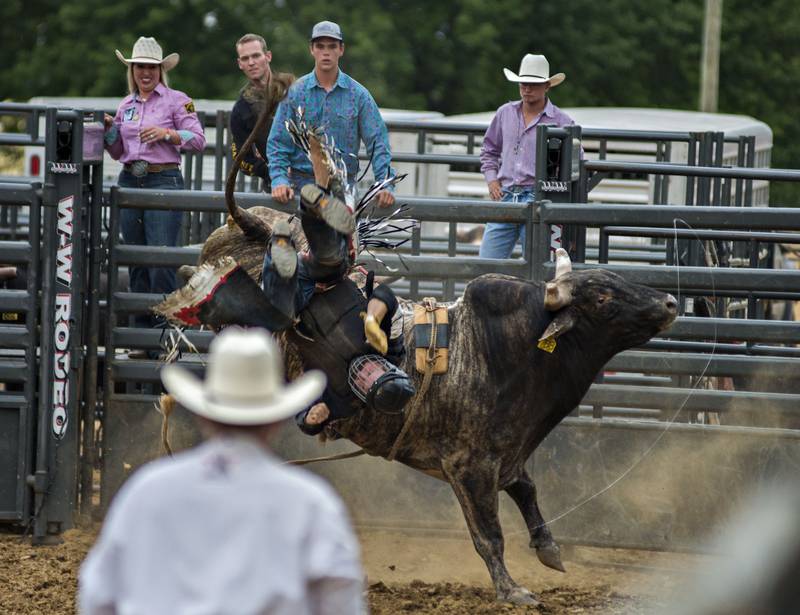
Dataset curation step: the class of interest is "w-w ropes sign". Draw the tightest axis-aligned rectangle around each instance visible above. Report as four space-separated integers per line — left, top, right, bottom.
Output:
52 195 74 438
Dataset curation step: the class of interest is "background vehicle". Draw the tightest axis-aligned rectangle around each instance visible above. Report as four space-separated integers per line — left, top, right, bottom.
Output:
431 107 772 205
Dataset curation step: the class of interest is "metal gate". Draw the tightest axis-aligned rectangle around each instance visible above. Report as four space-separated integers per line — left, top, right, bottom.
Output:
2 102 800 553
0 107 103 542
0 182 41 527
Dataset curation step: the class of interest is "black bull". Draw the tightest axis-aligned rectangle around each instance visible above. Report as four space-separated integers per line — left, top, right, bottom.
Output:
332 260 676 605
158 244 677 605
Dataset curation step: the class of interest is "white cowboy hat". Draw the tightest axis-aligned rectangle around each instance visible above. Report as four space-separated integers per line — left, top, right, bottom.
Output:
161 328 326 425
115 36 180 72
503 54 565 87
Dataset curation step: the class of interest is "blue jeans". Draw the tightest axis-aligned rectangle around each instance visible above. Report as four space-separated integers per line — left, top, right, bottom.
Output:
261 255 316 326
478 186 533 259
118 169 184 328
261 176 351 328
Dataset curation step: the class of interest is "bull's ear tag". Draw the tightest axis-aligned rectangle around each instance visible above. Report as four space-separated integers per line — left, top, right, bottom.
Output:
537 336 557 353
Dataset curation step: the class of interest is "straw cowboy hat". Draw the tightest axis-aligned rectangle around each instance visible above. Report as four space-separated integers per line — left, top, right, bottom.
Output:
503 54 565 87
161 328 326 425
115 36 180 71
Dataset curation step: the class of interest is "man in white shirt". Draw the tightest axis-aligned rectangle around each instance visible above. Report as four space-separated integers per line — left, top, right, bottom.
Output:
79 328 365 615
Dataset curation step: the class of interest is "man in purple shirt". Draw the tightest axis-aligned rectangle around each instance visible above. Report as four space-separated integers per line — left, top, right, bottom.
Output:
479 53 575 259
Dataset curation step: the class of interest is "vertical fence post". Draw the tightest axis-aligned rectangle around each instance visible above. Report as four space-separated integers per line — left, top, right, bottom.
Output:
685 133 699 206
711 131 724 207
534 125 584 262
33 109 87 543
534 125 561 262
525 199 537 282
19 183 43 523
214 110 225 194
529 200 550 283
654 141 663 204
100 186 123 510
79 111 105 522
735 136 746 207
744 135 755 206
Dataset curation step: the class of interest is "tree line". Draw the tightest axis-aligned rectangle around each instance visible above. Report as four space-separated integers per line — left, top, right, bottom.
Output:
2 0 799 202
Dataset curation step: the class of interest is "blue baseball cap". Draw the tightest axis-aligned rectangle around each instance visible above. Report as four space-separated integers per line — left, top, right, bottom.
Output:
310 21 343 42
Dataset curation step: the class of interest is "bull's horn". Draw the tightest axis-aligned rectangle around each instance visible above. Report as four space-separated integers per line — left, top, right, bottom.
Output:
554 248 572 278
544 280 572 311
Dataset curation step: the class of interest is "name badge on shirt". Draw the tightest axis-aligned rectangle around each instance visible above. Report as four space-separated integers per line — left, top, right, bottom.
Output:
123 107 135 122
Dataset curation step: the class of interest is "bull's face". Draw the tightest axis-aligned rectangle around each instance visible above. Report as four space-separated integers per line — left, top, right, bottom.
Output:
540 250 677 352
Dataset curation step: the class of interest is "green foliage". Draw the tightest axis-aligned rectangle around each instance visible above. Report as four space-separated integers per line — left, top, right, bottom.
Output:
720 0 800 204
1 0 798 202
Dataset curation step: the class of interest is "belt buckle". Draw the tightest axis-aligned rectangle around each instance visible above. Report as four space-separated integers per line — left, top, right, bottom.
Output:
130 160 149 177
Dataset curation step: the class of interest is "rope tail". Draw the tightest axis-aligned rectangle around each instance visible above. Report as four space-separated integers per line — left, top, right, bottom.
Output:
285 449 367 466
157 393 176 457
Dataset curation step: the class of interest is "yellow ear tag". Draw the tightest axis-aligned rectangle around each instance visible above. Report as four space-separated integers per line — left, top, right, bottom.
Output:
537 336 557 353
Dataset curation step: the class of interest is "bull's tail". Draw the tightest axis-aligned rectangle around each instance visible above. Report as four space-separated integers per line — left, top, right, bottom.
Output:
225 74 294 243
224 110 271 243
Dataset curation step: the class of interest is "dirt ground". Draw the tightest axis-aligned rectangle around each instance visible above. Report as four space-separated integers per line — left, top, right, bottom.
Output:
0 524 710 614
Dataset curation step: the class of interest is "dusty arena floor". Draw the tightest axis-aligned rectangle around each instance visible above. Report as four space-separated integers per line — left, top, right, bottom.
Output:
0 525 710 614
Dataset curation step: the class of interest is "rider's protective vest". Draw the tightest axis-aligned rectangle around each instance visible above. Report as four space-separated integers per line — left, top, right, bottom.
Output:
290 278 370 417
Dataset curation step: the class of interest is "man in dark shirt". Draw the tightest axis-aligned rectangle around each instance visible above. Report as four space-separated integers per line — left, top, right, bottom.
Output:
230 34 293 190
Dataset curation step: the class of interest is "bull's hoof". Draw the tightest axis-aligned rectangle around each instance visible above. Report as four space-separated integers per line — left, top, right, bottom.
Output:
535 542 566 572
497 586 540 606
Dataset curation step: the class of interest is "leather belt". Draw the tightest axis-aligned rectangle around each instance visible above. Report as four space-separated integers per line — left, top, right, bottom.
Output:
124 162 180 174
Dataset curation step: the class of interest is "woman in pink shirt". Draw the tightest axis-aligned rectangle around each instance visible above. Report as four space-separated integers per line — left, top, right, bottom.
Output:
103 36 206 333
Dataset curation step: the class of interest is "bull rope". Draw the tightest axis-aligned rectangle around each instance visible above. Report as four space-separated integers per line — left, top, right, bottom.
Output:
386 297 439 461
509 218 718 537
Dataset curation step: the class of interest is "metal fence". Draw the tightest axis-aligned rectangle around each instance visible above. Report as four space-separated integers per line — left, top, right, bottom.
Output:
2 101 769 237
101 186 800 408
0 183 41 526
0 107 105 540
2 104 800 550
95 183 800 552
